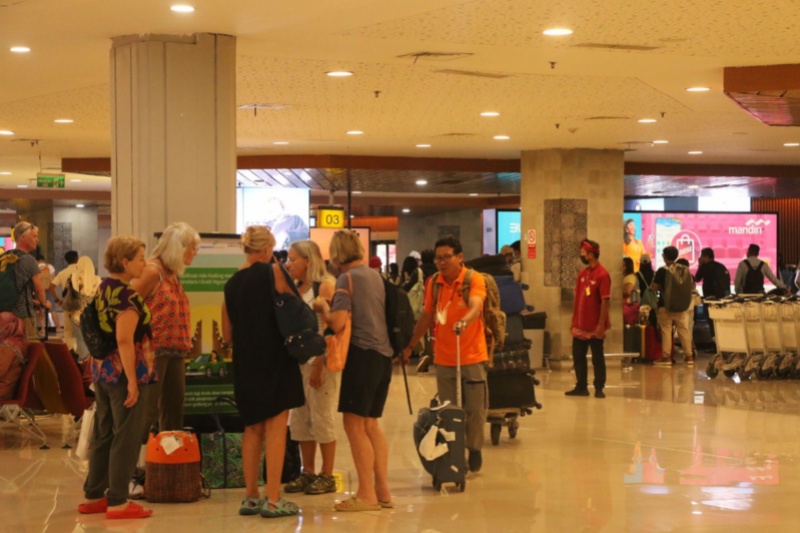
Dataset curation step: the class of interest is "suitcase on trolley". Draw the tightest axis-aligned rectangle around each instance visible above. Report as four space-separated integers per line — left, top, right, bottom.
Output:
412 331 468 492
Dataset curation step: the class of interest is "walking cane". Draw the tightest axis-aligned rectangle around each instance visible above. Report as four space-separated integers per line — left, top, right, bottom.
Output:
401 355 413 415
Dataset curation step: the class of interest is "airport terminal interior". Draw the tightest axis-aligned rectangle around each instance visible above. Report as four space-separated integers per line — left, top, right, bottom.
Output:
4 1 800 531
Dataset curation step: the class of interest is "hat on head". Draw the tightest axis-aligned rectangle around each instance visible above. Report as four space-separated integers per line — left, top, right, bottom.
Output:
369 256 383 269
409 251 421 260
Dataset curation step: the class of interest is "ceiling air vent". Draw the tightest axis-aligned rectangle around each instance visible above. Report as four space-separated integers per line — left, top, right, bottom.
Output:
434 69 511 79
397 51 474 62
435 132 478 137
574 43 660 52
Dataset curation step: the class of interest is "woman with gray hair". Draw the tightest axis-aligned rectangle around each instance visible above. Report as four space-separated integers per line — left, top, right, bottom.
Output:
133 222 200 432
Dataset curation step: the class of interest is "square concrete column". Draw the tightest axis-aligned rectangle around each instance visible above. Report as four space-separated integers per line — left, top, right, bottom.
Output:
520 149 625 359
110 33 236 246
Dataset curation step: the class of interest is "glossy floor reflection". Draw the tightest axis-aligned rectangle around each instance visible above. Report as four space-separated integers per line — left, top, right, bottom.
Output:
2 355 800 532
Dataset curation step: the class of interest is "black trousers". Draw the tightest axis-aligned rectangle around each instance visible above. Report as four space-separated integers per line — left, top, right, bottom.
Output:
573 337 606 391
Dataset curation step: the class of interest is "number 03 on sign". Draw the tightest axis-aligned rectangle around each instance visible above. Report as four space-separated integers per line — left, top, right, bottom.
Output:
317 206 346 229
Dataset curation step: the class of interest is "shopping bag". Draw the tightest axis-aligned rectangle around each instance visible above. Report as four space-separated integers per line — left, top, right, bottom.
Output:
75 403 95 460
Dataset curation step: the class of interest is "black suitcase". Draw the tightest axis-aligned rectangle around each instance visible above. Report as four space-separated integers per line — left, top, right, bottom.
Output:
505 314 525 345
413 404 467 492
490 340 532 375
465 254 513 278
412 331 468 492
488 372 538 410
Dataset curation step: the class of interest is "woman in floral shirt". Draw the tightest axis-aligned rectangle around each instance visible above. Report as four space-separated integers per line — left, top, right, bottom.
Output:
78 236 157 520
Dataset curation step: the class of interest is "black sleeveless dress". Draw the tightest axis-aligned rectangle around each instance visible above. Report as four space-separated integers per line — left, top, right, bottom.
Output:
224 262 304 426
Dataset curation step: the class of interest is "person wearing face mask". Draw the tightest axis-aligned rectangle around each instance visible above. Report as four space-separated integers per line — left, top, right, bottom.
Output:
565 239 611 399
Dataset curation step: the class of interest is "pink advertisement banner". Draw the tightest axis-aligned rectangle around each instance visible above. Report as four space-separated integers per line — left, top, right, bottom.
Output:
623 212 778 274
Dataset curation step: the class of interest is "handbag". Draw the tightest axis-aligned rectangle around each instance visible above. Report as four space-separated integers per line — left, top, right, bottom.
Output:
61 280 82 313
326 273 352 372
75 403 96 460
271 264 326 364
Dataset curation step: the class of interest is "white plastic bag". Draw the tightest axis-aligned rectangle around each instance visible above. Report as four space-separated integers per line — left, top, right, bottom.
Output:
75 403 96 460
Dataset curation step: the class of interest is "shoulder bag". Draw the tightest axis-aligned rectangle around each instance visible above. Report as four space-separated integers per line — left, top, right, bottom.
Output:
326 273 352 372
271 263 326 364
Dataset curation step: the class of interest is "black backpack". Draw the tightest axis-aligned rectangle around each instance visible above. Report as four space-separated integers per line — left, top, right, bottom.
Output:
713 264 732 298
80 294 117 360
742 261 765 294
382 279 415 357
0 250 24 312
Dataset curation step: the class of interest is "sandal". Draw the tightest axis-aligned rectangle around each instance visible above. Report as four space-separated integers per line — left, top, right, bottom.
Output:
334 497 381 512
105 501 153 519
260 498 299 518
77 497 107 514
378 500 395 509
239 496 265 516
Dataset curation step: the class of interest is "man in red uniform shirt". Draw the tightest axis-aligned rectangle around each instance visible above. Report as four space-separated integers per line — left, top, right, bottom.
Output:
566 239 611 398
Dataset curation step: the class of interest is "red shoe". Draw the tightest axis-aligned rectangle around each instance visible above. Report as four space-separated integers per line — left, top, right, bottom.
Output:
106 501 153 520
78 497 108 514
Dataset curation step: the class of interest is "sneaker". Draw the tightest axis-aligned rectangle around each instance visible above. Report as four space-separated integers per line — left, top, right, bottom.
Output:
416 355 431 373
595 389 606 399
685 357 695 367
468 449 482 473
284 471 316 493
654 358 672 367
304 473 337 495
564 388 590 396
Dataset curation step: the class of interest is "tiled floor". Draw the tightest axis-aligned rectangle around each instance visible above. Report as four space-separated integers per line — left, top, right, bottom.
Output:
2 356 799 532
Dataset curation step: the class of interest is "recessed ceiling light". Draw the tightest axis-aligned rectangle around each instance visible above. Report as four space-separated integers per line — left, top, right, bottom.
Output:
170 5 195 13
10 46 30 53
638 118 657 123
415 179 428 186
784 142 800 147
0 171 11 175
493 135 510 140
346 130 364 135
652 139 669 144
688 185 700 189
70 179 82 183
688 151 703 155
480 111 500 117
0 130 14 136
326 71 353 77
350 215 354 219
686 87 710 92
54 119 74 124
402 208 411 214
352 191 362 195
416 144 431 148
469 193 479 197
76 204 85 208
543 28 573 36
273 141 289 145
17 185 27 188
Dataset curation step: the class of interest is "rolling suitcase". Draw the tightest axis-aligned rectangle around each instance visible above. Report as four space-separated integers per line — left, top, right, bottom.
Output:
412 330 467 492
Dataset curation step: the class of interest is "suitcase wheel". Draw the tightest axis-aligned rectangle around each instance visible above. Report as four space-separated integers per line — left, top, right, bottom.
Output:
490 423 502 446
458 480 466 492
508 420 519 439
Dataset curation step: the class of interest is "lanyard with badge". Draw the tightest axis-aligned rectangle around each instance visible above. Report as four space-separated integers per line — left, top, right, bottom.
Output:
436 283 461 325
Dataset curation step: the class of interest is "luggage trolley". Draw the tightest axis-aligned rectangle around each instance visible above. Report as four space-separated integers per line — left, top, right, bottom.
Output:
739 298 783 380
775 297 799 378
706 298 751 378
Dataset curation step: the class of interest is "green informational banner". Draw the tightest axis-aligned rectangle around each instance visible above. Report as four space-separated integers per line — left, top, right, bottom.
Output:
184 382 237 415
181 267 238 292
36 173 65 188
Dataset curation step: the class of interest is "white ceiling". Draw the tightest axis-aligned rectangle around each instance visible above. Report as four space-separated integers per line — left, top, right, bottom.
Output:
3 0 800 191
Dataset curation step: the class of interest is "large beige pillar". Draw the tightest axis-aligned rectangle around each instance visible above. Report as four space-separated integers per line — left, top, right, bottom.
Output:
110 33 236 245
520 149 625 360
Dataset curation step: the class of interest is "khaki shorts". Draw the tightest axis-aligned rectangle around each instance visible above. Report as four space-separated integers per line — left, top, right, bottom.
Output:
289 358 342 443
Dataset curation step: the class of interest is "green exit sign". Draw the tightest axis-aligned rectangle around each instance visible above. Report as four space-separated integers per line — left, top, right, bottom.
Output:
36 173 65 189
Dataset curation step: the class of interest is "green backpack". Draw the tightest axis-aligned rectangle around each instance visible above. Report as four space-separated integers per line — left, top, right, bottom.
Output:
0 250 23 312
637 271 658 310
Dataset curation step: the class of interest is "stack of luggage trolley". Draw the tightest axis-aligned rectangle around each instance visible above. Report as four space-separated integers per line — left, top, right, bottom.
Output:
705 293 800 380
465 255 543 446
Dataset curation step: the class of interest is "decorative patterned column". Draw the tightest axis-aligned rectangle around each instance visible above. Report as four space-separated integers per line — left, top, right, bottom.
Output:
520 149 625 360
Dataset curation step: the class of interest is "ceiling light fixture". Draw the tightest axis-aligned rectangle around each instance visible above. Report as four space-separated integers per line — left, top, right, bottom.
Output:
273 141 289 145
352 191 362 195
638 118 657 123
346 130 364 135
10 46 30 53
783 142 800 147
170 5 195 13
17 185 27 188
686 87 710 92
402 208 411 214
652 139 669 144
480 111 500 117
543 28 573 36
415 179 428 186
54 119 74 124
76 204 85 208
70 179 82 183
326 71 353 77
469 193 479 197
416 144 431 148
688 151 703 155
493 135 510 140
0 130 14 136
0 171 11 175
